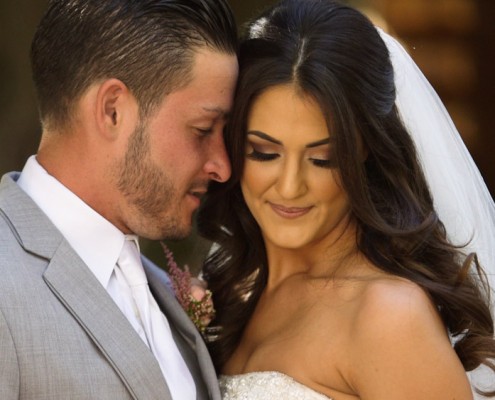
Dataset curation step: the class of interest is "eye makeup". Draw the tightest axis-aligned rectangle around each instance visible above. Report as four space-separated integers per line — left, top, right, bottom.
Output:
245 131 337 168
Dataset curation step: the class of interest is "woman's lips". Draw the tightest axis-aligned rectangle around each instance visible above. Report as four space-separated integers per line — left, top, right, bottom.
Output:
269 202 313 219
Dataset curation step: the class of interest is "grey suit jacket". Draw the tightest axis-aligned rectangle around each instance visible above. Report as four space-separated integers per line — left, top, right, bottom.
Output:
0 172 221 400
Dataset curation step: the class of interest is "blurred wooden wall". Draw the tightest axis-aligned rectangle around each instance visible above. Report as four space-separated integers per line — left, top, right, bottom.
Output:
372 0 495 201
0 0 46 175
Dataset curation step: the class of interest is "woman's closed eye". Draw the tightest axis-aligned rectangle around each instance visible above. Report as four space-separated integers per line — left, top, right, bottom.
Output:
246 143 280 162
309 156 336 169
246 145 337 167
308 147 337 169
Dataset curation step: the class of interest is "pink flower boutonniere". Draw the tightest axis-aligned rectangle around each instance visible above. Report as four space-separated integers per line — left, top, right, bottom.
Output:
161 243 215 335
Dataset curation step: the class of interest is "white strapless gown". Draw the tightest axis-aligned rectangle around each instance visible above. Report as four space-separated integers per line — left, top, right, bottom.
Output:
219 371 333 399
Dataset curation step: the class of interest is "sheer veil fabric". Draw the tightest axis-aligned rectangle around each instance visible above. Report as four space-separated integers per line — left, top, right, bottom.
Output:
379 29 495 396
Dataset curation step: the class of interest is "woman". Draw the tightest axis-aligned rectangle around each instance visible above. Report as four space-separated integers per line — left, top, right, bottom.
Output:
197 0 495 398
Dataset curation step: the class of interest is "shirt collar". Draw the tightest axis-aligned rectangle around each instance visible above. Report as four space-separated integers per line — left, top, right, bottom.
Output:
17 155 126 288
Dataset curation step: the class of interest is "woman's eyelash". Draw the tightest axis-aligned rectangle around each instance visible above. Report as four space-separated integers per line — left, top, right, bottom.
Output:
310 158 336 169
246 149 279 161
246 146 337 168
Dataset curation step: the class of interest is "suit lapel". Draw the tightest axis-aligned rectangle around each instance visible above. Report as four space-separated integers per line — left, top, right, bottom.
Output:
0 174 172 400
144 258 221 400
44 243 172 400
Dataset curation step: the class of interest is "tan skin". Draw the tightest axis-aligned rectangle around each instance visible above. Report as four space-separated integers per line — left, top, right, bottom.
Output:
37 79 139 225
37 47 238 240
223 85 473 400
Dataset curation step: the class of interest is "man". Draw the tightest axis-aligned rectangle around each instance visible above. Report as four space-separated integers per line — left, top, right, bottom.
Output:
0 0 238 399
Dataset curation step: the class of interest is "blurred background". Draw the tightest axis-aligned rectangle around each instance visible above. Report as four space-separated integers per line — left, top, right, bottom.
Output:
1 0 494 272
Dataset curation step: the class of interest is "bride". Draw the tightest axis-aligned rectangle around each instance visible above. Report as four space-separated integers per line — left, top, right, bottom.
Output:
197 0 495 398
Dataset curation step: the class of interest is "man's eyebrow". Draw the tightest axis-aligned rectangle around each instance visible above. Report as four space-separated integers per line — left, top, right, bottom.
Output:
203 106 230 119
247 130 282 145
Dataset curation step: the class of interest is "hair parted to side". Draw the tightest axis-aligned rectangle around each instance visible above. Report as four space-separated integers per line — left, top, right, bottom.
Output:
30 0 237 130
197 0 495 394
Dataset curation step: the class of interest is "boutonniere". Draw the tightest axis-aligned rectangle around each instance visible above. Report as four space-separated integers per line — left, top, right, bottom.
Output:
161 243 215 335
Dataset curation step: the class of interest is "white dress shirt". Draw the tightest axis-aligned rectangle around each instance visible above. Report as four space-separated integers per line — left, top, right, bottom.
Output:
17 155 195 400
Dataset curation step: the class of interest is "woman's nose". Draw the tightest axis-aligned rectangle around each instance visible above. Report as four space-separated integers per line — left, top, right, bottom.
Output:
275 157 307 199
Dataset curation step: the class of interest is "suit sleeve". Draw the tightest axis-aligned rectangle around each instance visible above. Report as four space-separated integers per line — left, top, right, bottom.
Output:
0 307 19 399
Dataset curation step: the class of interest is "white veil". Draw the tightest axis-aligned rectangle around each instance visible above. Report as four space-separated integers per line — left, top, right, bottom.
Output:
378 29 495 397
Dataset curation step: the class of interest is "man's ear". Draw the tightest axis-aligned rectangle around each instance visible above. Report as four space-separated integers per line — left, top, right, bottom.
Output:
95 78 138 140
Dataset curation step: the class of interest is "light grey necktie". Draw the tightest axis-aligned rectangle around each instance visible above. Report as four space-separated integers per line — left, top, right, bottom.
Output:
117 236 196 400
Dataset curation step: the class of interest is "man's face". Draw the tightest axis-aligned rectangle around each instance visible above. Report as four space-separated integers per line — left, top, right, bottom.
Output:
114 48 238 240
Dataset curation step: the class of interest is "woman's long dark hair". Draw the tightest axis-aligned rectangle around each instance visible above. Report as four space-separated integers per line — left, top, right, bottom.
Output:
197 0 495 394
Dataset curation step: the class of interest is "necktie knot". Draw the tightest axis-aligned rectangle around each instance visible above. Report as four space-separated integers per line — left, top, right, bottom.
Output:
118 236 147 287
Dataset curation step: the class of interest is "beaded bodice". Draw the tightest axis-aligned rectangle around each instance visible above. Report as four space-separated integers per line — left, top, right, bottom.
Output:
219 371 333 400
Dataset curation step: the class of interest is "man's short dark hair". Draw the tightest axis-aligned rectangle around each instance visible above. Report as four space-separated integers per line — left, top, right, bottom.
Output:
31 0 238 129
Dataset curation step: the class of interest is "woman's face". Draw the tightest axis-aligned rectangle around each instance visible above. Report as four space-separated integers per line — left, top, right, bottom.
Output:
240 84 352 251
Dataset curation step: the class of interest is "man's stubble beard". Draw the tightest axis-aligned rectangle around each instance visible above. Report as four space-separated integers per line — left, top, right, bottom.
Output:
116 122 191 240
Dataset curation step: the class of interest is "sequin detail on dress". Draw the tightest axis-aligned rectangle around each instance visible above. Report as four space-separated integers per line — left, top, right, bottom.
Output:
219 371 333 399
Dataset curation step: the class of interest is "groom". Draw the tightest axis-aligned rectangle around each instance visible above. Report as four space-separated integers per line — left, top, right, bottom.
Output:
0 0 238 399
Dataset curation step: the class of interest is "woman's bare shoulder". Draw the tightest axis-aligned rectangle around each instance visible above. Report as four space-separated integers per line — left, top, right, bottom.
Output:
341 275 472 399
349 275 445 347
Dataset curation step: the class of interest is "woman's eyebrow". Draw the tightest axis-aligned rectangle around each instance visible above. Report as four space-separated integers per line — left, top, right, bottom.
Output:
306 138 332 148
247 131 334 148
246 130 282 145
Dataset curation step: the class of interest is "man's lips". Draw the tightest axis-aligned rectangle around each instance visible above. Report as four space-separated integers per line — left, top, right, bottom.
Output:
269 202 313 219
188 190 206 199
186 188 207 207
188 183 209 198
